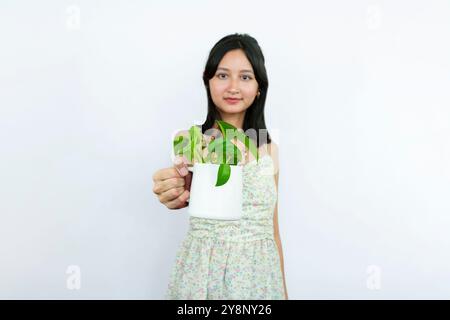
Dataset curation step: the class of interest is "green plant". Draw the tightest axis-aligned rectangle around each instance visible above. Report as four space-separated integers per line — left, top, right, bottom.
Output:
173 120 259 186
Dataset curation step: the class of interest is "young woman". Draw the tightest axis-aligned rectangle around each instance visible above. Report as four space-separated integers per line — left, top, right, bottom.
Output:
153 33 287 299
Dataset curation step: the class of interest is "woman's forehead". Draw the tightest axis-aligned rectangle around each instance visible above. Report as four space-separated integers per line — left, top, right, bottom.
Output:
218 50 253 71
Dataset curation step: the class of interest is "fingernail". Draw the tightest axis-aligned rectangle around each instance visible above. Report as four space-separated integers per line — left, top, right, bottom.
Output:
180 167 188 176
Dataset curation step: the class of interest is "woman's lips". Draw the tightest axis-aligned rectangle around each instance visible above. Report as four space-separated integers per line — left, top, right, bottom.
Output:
224 98 242 105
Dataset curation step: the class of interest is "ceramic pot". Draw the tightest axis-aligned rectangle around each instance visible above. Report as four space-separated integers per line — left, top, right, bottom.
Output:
187 163 243 220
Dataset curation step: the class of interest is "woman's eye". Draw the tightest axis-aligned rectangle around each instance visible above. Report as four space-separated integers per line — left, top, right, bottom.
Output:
216 73 252 80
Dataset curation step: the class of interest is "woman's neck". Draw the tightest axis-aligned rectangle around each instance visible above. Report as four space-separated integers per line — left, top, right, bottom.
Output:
214 111 245 130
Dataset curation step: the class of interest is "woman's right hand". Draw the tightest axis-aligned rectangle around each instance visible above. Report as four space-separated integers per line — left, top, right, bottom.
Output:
152 155 192 210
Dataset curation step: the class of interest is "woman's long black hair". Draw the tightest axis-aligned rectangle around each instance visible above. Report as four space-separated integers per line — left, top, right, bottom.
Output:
201 33 272 147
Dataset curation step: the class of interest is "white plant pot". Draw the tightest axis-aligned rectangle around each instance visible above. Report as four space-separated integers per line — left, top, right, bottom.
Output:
187 163 243 220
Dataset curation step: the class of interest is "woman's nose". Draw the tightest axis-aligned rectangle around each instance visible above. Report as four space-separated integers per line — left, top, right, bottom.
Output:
227 84 240 94
227 78 240 93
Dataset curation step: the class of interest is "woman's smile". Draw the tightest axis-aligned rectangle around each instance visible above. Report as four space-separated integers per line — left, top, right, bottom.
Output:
224 97 242 104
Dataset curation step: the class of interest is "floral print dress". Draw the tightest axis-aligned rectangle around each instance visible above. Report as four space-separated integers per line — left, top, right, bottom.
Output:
165 154 285 300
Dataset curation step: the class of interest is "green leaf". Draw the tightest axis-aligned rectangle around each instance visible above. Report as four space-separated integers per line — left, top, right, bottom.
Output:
172 126 206 164
215 163 231 187
173 135 190 159
189 125 203 143
215 120 259 163
207 137 242 165
216 120 236 140
173 121 260 188
173 135 186 153
188 126 203 162
236 130 259 162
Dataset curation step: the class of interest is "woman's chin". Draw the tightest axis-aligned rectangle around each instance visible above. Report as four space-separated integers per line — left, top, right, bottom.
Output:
217 104 248 115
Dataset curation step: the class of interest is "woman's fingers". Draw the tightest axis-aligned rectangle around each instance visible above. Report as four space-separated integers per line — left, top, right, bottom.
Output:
152 177 185 195
165 189 190 209
151 155 192 209
158 186 185 204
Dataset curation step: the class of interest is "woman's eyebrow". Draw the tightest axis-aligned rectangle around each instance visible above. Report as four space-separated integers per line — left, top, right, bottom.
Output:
217 67 254 74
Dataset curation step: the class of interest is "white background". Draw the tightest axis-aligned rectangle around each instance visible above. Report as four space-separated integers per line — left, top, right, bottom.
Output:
1 0 449 299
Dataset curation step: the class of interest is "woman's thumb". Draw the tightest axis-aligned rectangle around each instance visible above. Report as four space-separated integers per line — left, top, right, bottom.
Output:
174 155 189 177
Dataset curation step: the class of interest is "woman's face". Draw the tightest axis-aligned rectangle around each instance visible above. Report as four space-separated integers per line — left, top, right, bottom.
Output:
208 49 259 117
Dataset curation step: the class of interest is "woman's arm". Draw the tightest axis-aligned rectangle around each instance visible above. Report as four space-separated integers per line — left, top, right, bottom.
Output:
269 142 288 299
273 179 288 299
